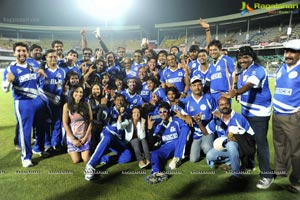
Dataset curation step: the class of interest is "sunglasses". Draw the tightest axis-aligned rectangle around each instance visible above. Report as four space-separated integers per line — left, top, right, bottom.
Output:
159 110 168 114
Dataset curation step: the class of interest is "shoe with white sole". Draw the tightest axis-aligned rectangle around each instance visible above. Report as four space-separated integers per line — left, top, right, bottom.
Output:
168 157 181 170
32 150 50 158
22 159 33 168
84 164 96 181
256 177 274 189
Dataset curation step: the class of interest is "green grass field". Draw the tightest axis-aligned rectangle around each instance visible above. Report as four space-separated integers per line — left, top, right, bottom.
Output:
0 77 298 200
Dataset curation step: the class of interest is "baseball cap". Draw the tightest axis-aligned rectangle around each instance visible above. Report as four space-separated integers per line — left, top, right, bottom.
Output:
284 39 300 51
190 76 202 84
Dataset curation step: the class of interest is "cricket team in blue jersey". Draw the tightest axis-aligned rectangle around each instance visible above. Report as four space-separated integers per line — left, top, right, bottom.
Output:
2 38 300 193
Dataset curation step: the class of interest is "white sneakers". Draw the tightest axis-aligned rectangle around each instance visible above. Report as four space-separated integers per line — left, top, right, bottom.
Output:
168 157 181 170
84 164 96 181
32 150 50 158
256 177 274 189
22 159 33 168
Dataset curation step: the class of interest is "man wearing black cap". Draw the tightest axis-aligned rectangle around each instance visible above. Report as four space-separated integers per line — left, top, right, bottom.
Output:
272 39 300 193
225 46 275 189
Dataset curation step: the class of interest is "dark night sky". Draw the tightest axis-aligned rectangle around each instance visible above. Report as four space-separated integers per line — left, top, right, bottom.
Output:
0 0 291 26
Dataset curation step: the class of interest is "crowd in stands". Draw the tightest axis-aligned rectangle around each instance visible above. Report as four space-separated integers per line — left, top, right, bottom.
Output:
2 17 300 193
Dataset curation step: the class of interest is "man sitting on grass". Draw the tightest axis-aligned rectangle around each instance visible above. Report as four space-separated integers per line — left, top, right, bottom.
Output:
145 102 190 184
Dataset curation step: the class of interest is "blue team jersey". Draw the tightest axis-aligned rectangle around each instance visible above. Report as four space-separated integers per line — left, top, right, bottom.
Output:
149 87 167 102
121 89 144 109
3 63 41 100
40 66 66 105
206 111 254 138
130 62 146 77
181 94 217 138
140 81 150 102
188 59 200 72
103 106 128 139
206 55 234 93
238 63 272 117
26 58 40 71
191 66 209 86
160 67 186 93
154 117 189 144
273 62 300 115
58 62 82 78
106 65 121 76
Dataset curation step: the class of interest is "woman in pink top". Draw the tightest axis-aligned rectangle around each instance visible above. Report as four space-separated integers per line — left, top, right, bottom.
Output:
63 85 93 163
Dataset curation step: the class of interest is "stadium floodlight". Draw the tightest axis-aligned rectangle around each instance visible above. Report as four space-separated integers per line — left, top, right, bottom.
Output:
77 0 133 23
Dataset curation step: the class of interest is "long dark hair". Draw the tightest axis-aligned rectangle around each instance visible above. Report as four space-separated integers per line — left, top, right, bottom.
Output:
68 85 90 124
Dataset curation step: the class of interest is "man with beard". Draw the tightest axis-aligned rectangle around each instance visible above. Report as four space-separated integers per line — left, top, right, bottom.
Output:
59 49 81 78
156 50 168 78
105 52 121 77
179 76 217 163
2 42 48 167
272 39 300 193
84 93 132 181
204 96 254 182
27 44 43 71
121 77 144 110
82 47 93 62
51 40 64 65
161 53 190 98
225 46 275 189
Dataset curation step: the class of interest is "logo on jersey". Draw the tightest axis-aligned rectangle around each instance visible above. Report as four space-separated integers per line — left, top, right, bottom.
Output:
189 106 195 112
17 69 22 74
216 65 221 71
288 71 298 79
56 72 62 79
200 104 207 110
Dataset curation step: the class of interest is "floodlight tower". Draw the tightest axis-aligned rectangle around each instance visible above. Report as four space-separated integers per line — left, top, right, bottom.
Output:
287 11 293 41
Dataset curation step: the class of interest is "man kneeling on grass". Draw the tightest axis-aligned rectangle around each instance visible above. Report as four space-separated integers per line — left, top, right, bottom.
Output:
145 102 190 184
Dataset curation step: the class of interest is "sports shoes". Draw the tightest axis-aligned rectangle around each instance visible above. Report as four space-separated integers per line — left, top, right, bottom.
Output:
84 164 96 181
44 146 52 152
256 177 274 189
139 160 147 169
53 144 62 152
145 172 168 184
15 145 21 151
168 157 181 170
288 184 300 193
22 159 33 168
32 150 50 158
